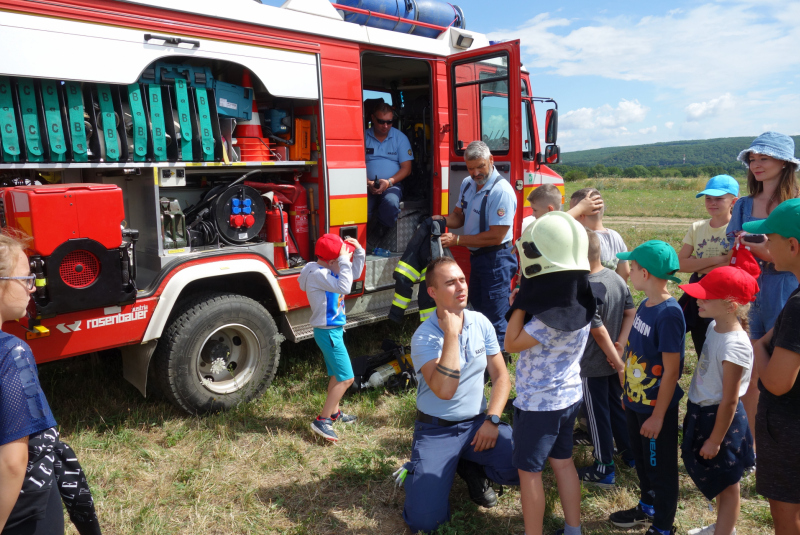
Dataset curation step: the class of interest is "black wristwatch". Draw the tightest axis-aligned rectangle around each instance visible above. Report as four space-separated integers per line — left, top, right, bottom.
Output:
485 414 500 425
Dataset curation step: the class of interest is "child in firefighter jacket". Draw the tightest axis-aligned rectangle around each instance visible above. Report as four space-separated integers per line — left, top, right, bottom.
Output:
298 233 365 442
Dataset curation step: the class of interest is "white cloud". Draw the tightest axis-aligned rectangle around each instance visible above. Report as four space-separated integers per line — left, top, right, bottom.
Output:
685 93 736 121
487 2 800 95
639 126 657 134
560 99 648 131
665 122 674 129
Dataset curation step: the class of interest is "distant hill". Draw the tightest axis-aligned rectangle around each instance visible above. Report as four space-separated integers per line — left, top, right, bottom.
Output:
562 136 800 167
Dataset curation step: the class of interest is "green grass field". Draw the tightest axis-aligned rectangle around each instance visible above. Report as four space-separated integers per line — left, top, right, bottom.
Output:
566 177 747 219
39 176 774 535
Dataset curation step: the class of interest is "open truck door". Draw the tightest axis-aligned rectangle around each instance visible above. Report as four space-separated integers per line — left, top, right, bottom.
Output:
445 40 523 281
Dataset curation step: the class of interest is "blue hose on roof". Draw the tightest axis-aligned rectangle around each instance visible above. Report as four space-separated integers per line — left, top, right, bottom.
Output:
333 0 465 38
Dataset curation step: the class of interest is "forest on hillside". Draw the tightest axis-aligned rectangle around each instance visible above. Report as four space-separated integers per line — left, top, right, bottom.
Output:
552 135 800 181
561 136 800 166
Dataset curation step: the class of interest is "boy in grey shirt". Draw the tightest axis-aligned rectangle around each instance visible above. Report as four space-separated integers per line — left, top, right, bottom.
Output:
578 229 636 488
570 188 630 281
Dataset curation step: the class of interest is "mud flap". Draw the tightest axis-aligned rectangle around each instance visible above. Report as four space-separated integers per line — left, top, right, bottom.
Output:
121 339 158 397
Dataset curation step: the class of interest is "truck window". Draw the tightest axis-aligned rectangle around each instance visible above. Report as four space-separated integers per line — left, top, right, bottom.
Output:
453 53 510 155
521 100 533 159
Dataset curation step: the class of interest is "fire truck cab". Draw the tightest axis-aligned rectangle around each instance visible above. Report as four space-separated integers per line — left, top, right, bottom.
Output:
0 0 562 413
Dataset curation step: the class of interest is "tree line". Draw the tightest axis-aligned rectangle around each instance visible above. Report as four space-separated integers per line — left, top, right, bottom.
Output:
550 162 747 182
559 135 800 171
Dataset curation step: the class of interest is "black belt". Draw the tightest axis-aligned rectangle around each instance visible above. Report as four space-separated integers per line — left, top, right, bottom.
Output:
416 410 481 427
470 241 512 257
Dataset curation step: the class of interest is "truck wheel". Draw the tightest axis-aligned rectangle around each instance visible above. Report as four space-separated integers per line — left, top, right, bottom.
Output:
153 293 281 413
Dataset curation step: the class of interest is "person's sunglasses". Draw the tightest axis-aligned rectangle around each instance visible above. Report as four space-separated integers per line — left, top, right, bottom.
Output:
0 274 36 290
373 118 393 126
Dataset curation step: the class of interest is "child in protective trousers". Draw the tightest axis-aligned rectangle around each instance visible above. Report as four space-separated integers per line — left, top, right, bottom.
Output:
678 254 759 535
298 233 365 442
609 241 685 535
505 211 600 535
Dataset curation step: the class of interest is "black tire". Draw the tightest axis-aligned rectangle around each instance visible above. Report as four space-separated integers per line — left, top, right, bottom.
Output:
153 292 281 413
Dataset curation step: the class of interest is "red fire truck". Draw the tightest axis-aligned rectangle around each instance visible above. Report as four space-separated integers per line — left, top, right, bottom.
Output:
0 0 562 413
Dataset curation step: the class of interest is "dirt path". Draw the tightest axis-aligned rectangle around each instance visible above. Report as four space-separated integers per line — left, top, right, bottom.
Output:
604 216 695 229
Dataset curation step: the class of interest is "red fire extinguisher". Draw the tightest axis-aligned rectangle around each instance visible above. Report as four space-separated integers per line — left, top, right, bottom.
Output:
288 175 309 260
246 176 309 262
262 202 289 270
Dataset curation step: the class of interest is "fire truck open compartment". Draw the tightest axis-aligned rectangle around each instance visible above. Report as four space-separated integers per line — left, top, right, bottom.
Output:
0 50 325 289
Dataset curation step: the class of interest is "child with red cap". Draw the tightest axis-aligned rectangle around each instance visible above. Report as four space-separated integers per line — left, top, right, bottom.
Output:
298 233 364 442
678 248 760 535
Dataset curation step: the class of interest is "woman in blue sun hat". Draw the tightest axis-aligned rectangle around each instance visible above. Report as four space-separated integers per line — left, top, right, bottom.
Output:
727 131 800 447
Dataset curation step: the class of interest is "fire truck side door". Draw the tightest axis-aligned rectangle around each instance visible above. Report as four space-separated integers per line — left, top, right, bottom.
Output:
445 41 523 234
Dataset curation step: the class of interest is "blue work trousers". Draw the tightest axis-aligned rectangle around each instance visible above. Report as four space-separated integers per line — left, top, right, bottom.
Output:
468 246 517 349
367 184 402 228
403 415 518 534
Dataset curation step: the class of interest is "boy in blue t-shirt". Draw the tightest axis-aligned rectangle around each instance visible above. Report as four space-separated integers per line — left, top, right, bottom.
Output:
609 241 685 535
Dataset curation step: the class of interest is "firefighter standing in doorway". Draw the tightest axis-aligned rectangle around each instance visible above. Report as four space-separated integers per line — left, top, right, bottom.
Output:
437 140 517 349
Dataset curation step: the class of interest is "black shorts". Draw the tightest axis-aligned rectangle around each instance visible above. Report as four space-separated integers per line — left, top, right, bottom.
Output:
755 402 800 503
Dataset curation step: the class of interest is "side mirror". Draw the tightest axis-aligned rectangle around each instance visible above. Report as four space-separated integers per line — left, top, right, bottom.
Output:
544 144 560 164
545 109 558 144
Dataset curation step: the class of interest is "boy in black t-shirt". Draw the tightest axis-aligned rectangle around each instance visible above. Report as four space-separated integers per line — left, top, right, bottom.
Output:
746 199 800 530
608 241 685 535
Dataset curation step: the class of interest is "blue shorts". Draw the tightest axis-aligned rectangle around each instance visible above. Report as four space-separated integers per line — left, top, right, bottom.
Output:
313 327 354 381
512 400 581 473
682 401 754 500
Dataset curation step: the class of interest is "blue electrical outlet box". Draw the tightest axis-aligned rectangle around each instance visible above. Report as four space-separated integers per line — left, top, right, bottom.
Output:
213 80 253 120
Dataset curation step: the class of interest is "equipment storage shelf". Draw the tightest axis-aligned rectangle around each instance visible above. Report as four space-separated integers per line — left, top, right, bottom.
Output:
0 161 317 170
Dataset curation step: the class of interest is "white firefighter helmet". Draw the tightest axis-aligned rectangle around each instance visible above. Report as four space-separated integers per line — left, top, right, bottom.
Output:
516 211 589 278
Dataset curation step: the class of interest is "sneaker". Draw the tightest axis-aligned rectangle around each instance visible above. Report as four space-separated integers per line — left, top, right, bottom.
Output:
573 428 592 447
623 458 636 469
455 459 497 508
609 503 654 529
578 462 616 490
330 410 357 424
310 417 338 442
645 527 676 535
688 525 732 535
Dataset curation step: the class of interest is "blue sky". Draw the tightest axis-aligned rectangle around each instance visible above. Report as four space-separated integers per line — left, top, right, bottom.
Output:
467 0 800 151
264 0 800 152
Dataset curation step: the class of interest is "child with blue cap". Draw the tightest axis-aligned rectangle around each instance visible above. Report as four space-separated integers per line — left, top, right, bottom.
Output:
678 174 739 355
727 132 800 446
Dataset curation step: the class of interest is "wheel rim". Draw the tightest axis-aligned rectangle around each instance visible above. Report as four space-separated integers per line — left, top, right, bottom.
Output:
195 323 261 395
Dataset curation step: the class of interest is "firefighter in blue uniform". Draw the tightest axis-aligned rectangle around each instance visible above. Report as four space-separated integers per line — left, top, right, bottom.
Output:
438 140 517 349
365 103 413 247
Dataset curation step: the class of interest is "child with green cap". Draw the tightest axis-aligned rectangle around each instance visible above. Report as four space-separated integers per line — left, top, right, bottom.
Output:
744 198 800 531
608 240 685 535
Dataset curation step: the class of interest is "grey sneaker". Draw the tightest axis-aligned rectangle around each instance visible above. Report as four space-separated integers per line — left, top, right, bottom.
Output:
330 410 357 424
311 417 338 442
